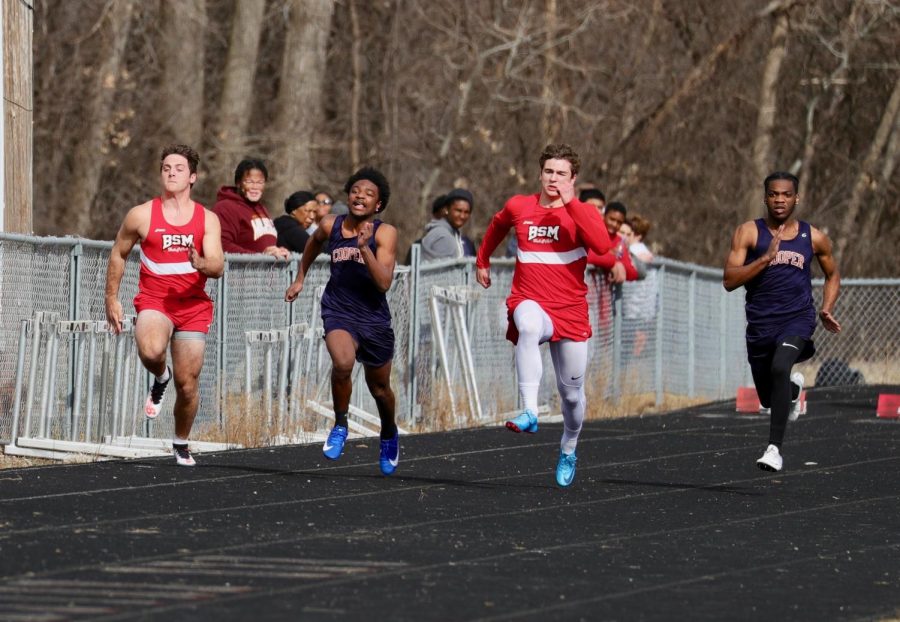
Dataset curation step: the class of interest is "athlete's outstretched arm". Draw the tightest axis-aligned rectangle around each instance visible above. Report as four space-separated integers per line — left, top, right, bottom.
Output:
475 203 514 289
362 222 397 293
564 199 612 256
191 210 225 278
105 205 145 334
722 221 782 291
550 173 611 255
284 215 332 302
813 226 841 333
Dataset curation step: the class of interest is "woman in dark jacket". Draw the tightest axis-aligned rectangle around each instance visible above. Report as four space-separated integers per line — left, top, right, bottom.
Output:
274 190 317 254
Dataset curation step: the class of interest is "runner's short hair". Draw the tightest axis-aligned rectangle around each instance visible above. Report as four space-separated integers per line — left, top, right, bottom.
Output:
160 144 199 175
539 143 580 177
764 171 799 193
344 167 391 212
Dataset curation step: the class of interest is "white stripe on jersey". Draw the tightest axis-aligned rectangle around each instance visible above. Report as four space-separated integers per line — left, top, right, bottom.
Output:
517 247 587 265
140 249 197 275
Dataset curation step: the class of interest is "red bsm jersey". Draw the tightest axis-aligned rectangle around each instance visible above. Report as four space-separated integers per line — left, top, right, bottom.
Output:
477 193 611 343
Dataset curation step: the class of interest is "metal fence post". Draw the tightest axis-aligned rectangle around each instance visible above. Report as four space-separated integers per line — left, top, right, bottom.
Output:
687 270 696 398
407 244 421 422
67 243 82 438
216 258 228 426
719 288 727 400
612 284 623 403
655 266 666 406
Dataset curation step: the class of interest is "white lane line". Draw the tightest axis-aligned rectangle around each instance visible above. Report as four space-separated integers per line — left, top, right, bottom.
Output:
86 495 900 622
0 414 866 504
0 430 895 540
471 541 900 621
2 451 898 591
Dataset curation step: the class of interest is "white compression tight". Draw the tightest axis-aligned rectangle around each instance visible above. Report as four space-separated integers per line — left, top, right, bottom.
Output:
512 300 588 454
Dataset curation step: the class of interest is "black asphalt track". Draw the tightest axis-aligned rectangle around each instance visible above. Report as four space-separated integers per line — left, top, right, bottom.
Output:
0 384 898 622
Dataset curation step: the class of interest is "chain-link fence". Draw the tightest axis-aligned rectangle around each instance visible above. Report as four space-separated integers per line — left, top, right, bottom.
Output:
2 232 897 451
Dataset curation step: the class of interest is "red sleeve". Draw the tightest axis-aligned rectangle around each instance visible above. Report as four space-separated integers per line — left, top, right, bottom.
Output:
476 200 515 269
564 198 612 255
621 246 639 281
587 249 616 270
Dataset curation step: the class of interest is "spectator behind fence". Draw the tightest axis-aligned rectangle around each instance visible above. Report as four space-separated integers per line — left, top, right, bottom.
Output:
579 187 606 213
404 194 447 264
421 188 475 261
621 215 658 358
274 190 317 254
213 159 290 259
309 191 335 234
587 201 638 284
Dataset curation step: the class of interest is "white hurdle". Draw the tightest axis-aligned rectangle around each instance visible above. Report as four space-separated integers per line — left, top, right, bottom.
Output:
429 285 483 424
7 312 235 461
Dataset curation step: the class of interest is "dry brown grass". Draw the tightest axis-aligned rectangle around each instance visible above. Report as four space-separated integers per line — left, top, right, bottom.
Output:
408 381 490 433
0 450 54 469
193 391 326 447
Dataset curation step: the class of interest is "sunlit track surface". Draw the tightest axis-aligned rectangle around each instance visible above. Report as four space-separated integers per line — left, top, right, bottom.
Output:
0 385 897 621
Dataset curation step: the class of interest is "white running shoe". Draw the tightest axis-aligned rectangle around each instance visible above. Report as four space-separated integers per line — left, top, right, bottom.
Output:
756 444 783 472
173 444 196 467
144 367 171 419
759 406 771 415
788 372 805 422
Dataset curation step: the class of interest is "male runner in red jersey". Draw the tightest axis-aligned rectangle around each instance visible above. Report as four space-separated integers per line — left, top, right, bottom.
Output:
105 144 225 467
476 144 612 487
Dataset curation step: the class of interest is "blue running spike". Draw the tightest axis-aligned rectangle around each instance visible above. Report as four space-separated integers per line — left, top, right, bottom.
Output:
505 410 538 434
556 451 577 487
322 425 348 461
379 433 400 475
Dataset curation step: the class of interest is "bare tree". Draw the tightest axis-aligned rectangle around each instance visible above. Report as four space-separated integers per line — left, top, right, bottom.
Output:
30 0 900 275
269 0 336 202
837 75 900 268
745 9 789 220
159 0 206 147
67 0 136 236
208 0 266 187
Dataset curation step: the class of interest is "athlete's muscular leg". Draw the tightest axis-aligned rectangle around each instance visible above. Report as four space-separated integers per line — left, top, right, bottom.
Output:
364 361 397 439
512 300 554 413
325 329 358 416
550 339 588 454
135 310 174 378
748 347 775 409
767 336 807 447
169 337 206 439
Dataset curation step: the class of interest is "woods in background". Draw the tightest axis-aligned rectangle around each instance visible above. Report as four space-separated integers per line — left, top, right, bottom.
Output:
33 0 900 276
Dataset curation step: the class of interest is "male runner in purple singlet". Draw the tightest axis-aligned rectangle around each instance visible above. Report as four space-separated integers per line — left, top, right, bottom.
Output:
724 171 841 472
284 167 400 475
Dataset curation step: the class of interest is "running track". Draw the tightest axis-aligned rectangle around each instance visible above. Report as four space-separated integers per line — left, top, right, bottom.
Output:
0 384 898 621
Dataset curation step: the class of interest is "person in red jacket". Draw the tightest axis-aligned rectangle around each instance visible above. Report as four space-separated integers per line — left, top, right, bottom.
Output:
476 143 612 487
587 201 639 284
213 158 290 259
